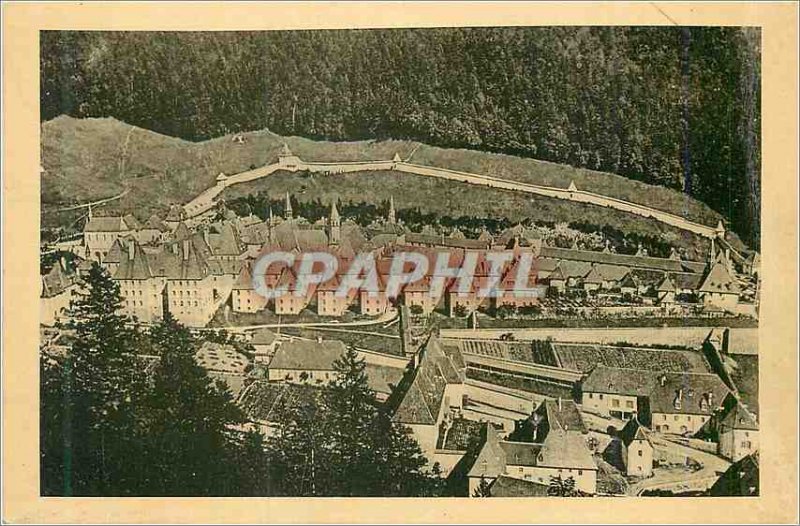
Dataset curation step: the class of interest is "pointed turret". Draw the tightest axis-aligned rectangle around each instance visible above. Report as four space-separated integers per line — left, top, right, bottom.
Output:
328 200 341 245
388 196 396 224
715 220 726 236
635 243 645 257
669 247 680 260
568 180 578 192
330 200 340 225
602 240 611 254
284 192 293 220
393 152 402 163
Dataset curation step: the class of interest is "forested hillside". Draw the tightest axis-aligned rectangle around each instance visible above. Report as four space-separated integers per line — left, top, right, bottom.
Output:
40 27 760 247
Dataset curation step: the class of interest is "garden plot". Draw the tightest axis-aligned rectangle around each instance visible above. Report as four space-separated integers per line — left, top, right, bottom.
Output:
552 343 711 374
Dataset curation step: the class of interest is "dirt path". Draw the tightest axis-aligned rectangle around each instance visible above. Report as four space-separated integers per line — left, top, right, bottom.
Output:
628 434 730 495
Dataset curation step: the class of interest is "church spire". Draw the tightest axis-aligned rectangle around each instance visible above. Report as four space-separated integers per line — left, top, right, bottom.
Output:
388 196 396 224
330 200 340 225
284 192 293 220
328 200 341 245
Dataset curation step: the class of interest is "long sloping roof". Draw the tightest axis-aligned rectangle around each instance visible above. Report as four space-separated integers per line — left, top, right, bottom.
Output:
84 215 134 233
113 240 153 280
467 424 506 478
537 399 587 434
41 262 76 298
537 430 597 470
699 262 741 294
388 335 461 425
619 416 652 447
489 476 550 497
539 246 691 273
719 400 759 431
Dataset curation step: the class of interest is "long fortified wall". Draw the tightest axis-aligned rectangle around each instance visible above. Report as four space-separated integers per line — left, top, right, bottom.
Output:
183 153 723 239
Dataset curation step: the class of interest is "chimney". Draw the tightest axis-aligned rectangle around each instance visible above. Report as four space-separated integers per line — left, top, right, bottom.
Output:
128 239 135 261
557 397 562 411
182 239 190 261
673 389 683 410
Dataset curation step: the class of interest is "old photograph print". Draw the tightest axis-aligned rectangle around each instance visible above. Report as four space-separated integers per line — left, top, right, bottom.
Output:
39 27 760 498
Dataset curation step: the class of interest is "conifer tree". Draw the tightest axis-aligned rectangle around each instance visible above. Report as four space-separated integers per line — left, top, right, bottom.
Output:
56 263 145 495
140 313 252 496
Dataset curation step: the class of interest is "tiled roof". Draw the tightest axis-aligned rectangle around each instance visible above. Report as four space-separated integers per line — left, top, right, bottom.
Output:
582 366 728 417
648 371 730 416
268 339 347 371
539 246 689 273
582 365 658 396
467 424 506 478
41 262 76 298
500 441 543 467
113 240 153 280
388 335 461 425
619 416 652 447
718 400 759 431
233 263 255 290
488 476 550 497
537 399 587 434
699 263 741 294
84 215 134 233
537 430 597 470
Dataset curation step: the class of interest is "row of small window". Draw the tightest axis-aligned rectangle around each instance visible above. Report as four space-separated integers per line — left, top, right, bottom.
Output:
172 301 200 307
660 414 708 423
172 289 199 297
587 393 634 409
513 467 584 476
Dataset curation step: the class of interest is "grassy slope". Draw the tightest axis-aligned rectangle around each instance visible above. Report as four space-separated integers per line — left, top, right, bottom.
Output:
223 169 711 257
41 116 738 253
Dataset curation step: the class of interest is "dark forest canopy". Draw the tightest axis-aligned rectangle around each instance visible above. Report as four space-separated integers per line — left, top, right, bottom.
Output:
40 27 761 247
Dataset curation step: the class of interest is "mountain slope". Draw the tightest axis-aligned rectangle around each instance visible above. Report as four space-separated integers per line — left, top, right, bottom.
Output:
41 116 738 255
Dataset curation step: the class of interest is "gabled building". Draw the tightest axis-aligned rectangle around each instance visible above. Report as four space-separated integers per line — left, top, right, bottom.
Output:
386 335 465 460
459 423 597 496
267 339 347 385
716 398 759 462
709 451 759 496
511 398 587 443
231 262 267 313
698 262 740 312
618 416 653 477
83 213 137 261
113 239 168 323
40 260 78 326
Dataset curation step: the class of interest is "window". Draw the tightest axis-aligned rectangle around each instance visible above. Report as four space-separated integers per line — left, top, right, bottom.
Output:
742 441 752 449
663 414 667 420
626 400 634 409
674 415 679 421
578 470 583 476
638 450 643 457
599 394 604 400
612 399 620 408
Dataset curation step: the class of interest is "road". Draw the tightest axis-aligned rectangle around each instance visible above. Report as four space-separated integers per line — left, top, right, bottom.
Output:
195 308 399 333
629 434 730 495
45 187 131 213
181 155 722 238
